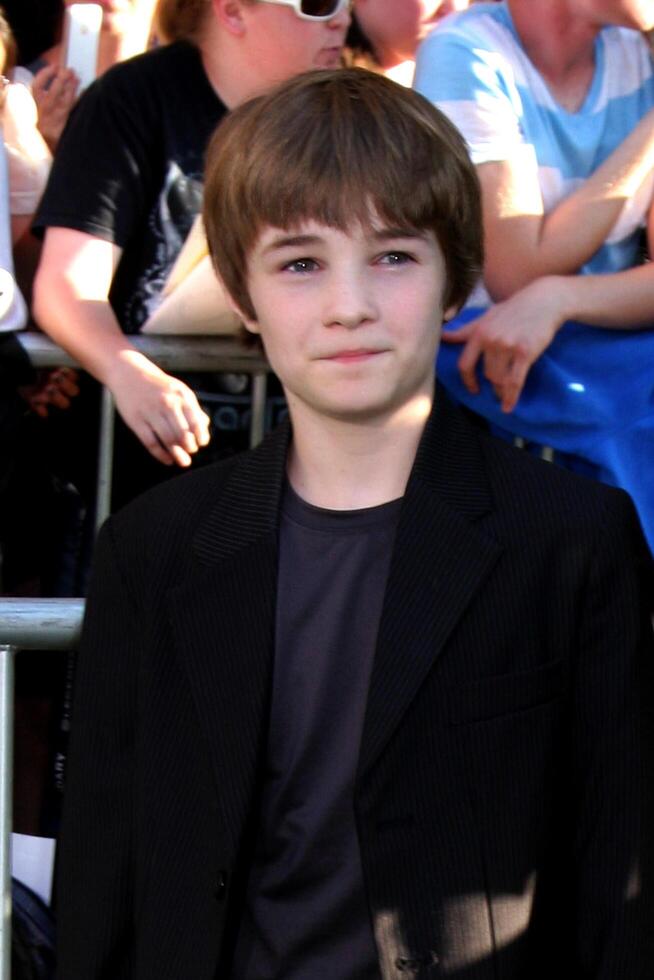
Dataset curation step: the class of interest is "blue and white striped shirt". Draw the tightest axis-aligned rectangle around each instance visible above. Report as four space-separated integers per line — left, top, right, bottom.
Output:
415 1 654 310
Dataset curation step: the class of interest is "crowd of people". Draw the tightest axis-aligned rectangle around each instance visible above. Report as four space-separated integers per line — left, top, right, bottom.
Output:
0 0 651 591
0 0 651 975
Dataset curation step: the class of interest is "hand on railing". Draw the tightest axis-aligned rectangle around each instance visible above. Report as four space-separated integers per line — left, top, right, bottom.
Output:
106 352 211 467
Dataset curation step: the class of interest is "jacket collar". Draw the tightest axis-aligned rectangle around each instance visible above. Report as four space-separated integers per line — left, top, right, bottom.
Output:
193 416 291 566
191 385 493 567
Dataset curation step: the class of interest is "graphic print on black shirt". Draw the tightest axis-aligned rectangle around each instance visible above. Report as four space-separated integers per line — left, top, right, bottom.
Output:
125 161 203 330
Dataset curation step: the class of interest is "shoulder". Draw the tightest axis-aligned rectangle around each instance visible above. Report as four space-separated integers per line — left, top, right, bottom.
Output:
106 451 241 556
70 41 206 122
417 1 515 61
598 26 654 93
477 422 646 554
469 423 653 615
100 415 289 586
415 3 524 104
94 40 201 91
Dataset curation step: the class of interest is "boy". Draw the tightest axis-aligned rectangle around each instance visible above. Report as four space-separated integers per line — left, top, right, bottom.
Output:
56 69 653 979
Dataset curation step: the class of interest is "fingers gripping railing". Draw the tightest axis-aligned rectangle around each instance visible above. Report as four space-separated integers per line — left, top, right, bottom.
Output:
0 599 85 980
18 332 271 530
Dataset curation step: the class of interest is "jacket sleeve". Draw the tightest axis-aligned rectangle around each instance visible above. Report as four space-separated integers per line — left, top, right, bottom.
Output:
55 518 139 979
572 491 654 978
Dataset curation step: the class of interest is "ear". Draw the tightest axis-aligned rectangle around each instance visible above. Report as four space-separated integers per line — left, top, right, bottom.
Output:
222 283 260 334
211 0 248 36
241 315 261 336
442 302 459 323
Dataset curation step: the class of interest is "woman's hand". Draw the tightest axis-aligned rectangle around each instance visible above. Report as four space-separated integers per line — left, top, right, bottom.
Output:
442 276 569 413
31 64 79 151
108 354 212 467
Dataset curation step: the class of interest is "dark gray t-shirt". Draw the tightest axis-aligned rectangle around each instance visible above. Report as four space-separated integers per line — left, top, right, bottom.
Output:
230 483 402 979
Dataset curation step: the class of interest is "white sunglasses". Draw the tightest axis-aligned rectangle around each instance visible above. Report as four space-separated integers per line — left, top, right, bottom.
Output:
256 0 351 21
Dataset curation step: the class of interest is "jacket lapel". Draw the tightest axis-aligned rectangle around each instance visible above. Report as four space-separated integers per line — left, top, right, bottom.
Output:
358 391 503 778
169 391 503 834
169 422 290 856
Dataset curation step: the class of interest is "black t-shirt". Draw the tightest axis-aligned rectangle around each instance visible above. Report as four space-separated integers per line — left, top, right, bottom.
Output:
230 483 402 980
34 41 228 335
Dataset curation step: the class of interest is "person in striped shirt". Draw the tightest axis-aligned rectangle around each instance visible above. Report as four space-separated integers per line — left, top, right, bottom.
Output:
415 0 654 553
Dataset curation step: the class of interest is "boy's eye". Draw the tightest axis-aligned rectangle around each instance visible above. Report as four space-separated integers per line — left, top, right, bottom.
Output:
283 257 319 273
379 251 414 266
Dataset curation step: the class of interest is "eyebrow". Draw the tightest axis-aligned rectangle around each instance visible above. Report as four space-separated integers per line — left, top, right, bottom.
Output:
262 234 323 255
371 226 428 242
261 227 428 255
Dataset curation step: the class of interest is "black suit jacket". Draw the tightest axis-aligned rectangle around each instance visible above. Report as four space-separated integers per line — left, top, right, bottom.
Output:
56 391 654 980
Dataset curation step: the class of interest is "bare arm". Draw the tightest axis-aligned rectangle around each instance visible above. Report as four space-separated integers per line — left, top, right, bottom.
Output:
445 144 654 412
33 227 210 466
480 107 654 299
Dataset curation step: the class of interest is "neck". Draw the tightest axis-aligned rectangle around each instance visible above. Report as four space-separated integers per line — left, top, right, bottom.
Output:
286 390 433 510
369 36 410 72
95 28 149 75
509 0 599 110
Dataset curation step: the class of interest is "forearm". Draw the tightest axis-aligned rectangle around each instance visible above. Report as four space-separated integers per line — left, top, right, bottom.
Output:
447 266 654 413
33 278 137 382
482 109 654 299
31 232 157 387
33 227 210 466
33 228 130 377
538 109 654 258
547 265 654 329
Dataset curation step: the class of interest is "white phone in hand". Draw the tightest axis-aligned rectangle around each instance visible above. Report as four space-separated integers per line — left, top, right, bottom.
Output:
64 3 103 94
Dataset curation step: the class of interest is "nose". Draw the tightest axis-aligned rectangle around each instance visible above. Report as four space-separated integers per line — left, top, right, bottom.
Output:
327 0 352 30
323 269 377 329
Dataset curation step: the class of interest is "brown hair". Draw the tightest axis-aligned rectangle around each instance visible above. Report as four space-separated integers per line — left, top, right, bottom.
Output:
203 67 482 322
153 0 207 42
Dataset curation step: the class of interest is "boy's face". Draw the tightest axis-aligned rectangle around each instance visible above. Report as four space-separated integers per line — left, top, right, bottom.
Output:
239 217 455 426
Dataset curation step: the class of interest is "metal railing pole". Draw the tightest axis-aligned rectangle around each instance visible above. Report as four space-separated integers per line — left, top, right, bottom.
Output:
0 644 14 980
250 372 268 448
0 600 85 651
0 602 85 980
95 387 115 533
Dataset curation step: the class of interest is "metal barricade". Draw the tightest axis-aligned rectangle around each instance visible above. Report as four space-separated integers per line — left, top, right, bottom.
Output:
0 599 84 980
0 333 269 975
18 332 271 529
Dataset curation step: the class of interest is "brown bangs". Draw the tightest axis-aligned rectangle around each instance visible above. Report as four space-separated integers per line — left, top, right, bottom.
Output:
204 69 482 322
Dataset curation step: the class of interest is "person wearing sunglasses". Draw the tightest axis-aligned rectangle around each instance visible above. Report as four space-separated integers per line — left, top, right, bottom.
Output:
31 0 350 511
